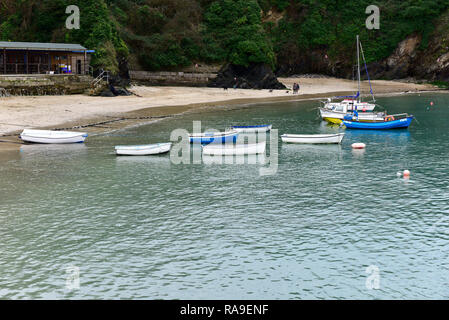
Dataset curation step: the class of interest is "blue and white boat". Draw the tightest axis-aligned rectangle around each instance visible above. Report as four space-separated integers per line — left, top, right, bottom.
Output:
189 130 238 144
342 114 414 130
230 124 272 133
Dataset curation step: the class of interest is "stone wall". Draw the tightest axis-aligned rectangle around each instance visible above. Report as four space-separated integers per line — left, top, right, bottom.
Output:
129 71 217 86
0 74 93 95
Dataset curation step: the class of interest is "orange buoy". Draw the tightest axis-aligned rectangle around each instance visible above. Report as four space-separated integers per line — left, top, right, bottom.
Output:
352 143 366 149
430 101 434 106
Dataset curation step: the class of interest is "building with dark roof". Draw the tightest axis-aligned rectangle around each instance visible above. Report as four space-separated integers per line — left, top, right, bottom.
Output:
0 41 94 75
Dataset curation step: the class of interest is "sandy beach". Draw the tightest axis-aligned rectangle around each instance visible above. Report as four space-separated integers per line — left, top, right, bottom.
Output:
0 77 439 148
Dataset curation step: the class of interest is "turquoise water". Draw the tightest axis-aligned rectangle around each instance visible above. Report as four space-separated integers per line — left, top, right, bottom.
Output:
1 93 449 299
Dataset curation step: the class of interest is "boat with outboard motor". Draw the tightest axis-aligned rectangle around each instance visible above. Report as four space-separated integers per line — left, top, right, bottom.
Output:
342 113 414 130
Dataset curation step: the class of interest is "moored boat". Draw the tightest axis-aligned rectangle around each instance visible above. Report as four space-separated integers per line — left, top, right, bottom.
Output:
281 133 345 144
20 129 88 144
320 35 380 123
189 130 238 144
115 142 172 156
230 124 272 133
323 99 376 113
342 114 414 130
202 141 266 155
319 107 385 124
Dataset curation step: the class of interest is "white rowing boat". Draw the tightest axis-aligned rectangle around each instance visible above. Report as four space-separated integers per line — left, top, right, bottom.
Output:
20 129 88 144
202 141 266 155
281 133 345 144
115 142 172 156
230 124 272 133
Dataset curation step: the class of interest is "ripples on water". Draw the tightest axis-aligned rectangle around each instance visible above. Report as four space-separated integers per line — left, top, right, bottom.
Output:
0 93 449 299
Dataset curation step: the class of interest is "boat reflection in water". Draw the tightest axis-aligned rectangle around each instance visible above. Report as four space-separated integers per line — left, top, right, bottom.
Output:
351 148 366 158
115 153 171 166
202 153 267 165
343 128 411 147
281 143 343 160
20 143 87 158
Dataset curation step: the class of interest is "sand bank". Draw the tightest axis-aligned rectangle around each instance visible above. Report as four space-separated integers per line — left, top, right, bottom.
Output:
0 77 439 148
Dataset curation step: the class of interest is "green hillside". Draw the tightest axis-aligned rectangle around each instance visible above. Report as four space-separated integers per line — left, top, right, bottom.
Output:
1 0 448 77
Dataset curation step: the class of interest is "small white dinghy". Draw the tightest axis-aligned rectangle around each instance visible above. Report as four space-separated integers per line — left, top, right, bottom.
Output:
281 133 345 144
202 141 266 155
115 142 172 156
20 129 88 144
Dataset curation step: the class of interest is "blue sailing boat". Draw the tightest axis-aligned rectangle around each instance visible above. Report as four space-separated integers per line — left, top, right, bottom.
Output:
342 114 414 130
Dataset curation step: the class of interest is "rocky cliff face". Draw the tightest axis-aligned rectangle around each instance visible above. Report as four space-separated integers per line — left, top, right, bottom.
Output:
276 32 449 82
368 34 422 80
368 33 449 81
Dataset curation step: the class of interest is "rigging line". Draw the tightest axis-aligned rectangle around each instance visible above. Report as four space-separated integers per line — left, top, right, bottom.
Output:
359 41 376 103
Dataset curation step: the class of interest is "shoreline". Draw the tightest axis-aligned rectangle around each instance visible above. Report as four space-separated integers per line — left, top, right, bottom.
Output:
0 77 444 151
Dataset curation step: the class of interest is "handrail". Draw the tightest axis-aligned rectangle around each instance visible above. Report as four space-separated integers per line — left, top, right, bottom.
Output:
91 69 110 87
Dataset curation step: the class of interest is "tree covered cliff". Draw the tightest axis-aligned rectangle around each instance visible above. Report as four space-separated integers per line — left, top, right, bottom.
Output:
1 0 448 79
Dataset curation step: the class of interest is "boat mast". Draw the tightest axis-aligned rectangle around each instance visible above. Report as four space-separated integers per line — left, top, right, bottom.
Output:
356 35 361 103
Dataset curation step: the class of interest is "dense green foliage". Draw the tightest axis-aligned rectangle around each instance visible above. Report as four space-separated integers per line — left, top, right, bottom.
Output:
269 0 449 66
1 0 448 73
431 80 449 89
204 0 275 67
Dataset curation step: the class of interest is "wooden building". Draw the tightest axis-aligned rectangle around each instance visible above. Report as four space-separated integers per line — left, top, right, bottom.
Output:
0 41 93 75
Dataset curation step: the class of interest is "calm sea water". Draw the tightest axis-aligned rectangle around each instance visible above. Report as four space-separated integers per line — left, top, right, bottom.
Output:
1 93 449 299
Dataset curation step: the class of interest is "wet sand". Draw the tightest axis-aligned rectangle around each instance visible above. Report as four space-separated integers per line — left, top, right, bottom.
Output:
0 77 439 150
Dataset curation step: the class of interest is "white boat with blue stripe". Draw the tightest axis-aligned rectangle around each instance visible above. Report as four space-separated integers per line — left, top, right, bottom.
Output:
115 142 172 156
189 130 238 144
230 124 272 133
20 129 88 144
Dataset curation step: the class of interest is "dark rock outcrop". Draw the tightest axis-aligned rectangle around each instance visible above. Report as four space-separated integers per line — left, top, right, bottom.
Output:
99 84 133 97
208 63 286 89
367 34 422 80
276 50 338 77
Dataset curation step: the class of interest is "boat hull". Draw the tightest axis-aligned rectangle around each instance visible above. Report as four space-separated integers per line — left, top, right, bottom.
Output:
323 101 376 112
189 131 238 144
230 125 272 133
281 133 345 144
342 117 414 130
115 143 172 156
20 129 88 144
320 108 385 123
202 141 266 155
323 117 343 124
